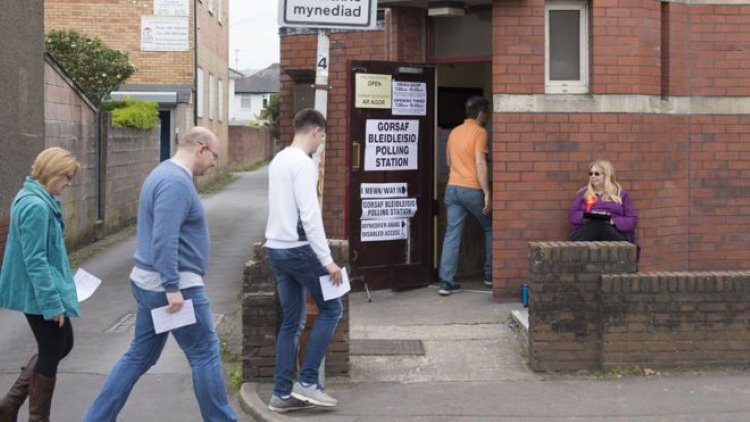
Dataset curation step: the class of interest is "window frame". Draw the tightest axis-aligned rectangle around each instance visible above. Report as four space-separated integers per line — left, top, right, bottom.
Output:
218 78 223 121
241 94 252 109
197 67 204 118
209 73 215 120
544 1 589 94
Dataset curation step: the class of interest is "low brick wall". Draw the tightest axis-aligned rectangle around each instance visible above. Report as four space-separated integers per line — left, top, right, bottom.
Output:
528 241 637 371
242 241 350 382
529 241 750 371
601 271 750 369
228 126 273 170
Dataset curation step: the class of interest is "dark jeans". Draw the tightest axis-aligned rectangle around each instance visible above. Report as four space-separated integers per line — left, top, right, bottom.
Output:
25 313 73 378
571 220 627 242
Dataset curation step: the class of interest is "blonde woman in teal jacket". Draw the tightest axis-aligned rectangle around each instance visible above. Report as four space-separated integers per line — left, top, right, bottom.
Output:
0 147 81 422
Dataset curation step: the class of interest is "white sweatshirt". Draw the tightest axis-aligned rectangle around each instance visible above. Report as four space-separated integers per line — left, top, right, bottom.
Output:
264 147 333 267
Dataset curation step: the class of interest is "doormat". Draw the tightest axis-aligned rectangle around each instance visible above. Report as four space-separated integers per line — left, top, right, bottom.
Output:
350 339 425 356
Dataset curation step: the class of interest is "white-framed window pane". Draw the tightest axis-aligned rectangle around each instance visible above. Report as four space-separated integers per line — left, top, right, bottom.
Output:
209 73 215 120
209 0 214 13
549 10 580 80
545 2 588 94
241 95 251 108
218 78 223 121
218 0 223 23
197 67 204 118
263 96 268 108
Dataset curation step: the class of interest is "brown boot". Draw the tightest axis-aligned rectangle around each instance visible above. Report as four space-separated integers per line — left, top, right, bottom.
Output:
27 373 55 422
0 355 37 422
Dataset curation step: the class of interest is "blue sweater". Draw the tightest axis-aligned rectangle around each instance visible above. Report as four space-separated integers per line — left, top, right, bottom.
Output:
133 161 209 292
0 177 80 319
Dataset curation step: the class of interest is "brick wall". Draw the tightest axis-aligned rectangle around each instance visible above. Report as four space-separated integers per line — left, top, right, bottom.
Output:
101 114 160 235
529 242 750 371
227 126 273 170
601 271 750 369
528 241 637 372
243 241 350 382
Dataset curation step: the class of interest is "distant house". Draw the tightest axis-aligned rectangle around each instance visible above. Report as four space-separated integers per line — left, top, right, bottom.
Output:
228 67 245 126
231 63 279 126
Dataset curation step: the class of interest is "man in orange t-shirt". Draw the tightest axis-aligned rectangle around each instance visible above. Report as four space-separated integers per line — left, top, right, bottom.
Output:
438 96 492 296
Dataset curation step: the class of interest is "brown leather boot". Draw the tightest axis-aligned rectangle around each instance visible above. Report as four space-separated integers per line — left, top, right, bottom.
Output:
27 373 55 422
0 355 37 422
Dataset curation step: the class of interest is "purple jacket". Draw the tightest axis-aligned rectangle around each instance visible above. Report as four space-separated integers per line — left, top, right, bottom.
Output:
567 188 638 243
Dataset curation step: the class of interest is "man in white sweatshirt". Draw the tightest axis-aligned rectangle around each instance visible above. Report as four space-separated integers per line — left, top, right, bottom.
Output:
264 108 343 413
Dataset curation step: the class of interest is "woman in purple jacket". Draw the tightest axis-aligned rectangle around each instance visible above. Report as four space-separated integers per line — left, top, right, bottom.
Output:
568 160 637 243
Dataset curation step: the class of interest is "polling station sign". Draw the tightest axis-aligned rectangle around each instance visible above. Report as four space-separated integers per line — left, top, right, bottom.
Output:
361 219 409 242
279 0 378 29
361 198 417 220
364 119 419 171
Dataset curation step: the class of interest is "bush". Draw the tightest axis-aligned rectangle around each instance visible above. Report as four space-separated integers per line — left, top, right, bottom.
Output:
107 98 159 130
45 30 135 106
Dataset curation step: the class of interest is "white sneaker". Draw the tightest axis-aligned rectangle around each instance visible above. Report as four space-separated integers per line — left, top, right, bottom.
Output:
291 382 338 407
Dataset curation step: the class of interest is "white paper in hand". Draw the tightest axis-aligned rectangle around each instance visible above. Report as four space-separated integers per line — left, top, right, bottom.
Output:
319 267 351 301
151 299 197 334
73 268 102 302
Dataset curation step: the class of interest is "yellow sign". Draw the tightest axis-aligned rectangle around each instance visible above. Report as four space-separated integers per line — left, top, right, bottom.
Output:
355 74 392 109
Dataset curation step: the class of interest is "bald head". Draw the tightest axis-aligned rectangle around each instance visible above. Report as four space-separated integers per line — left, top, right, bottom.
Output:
180 126 217 150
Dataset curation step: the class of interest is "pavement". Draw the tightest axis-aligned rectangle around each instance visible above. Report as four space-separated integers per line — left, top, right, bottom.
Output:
240 280 750 421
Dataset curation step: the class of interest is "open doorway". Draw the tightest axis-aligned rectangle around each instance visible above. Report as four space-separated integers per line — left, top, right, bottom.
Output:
434 62 493 282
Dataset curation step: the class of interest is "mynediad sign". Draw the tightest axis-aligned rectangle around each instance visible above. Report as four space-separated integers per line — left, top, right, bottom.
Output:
279 0 378 29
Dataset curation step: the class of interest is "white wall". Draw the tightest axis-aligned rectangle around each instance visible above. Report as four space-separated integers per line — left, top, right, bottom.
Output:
230 93 271 125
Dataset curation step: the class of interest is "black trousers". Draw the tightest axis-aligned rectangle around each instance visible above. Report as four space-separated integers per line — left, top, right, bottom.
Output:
571 220 627 242
25 313 74 378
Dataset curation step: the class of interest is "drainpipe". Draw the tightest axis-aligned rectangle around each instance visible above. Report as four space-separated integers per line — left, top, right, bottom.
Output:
193 0 199 126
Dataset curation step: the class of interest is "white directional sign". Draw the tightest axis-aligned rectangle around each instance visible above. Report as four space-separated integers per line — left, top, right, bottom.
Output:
279 0 379 29
361 198 417 220
360 183 408 199
361 219 409 242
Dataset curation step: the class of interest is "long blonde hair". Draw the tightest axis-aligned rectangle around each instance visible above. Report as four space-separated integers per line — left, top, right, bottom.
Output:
584 160 623 204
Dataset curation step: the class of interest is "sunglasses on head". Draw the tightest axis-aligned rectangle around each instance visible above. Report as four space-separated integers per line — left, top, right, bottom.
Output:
588 171 602 176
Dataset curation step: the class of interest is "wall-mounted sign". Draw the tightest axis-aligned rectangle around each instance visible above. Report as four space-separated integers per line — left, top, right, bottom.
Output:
361 198 417 220
361 219 409 242
279 0 379 30
154 0 189 16
360 183 408 199
365 119 419 171
392 81 427 116
141 16 189 51
355 74 392 109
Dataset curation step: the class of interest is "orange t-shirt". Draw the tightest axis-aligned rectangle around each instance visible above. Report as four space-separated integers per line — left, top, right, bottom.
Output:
446 119 488 189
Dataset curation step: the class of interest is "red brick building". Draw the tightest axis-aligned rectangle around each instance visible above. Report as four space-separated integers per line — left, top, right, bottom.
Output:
278 1 750 299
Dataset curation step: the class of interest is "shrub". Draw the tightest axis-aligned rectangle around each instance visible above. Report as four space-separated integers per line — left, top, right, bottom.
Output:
108 98 159 130
45 30 135 106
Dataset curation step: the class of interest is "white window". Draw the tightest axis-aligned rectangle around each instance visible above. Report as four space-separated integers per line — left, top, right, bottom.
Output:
218 78 223 121
241 95 252 109
218 0 223 24
197 67 204 118
208 0 214 14
209 73 215 120
545 2 588 94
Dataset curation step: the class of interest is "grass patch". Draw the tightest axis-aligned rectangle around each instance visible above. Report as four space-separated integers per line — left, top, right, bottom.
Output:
230 161 268 173
198 172 235 195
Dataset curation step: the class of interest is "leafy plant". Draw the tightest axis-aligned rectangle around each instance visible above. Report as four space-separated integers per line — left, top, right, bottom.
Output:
45 30 135 106
261 93 280 123
107 97 159 130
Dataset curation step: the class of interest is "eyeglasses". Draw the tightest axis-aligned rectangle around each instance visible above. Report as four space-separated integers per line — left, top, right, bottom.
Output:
588 172 602 177
197 141 219 160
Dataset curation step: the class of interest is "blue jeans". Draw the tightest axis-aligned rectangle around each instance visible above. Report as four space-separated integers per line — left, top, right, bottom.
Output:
439 185 493 285
266 245 342 397
83 283 237 422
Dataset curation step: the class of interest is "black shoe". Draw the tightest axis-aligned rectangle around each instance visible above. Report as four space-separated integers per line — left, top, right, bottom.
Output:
438 282 461 296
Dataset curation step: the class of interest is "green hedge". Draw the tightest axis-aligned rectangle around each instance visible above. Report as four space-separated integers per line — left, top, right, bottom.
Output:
106 98 159 130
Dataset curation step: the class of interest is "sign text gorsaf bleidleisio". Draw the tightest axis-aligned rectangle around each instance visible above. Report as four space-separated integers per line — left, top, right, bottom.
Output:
280 0 378 29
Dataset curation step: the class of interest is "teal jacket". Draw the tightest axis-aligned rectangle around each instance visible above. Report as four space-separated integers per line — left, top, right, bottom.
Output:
0 177 80 319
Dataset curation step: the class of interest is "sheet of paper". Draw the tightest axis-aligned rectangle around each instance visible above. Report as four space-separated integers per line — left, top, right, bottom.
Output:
319 267 351 301
151 299 196 334
73 268 102 302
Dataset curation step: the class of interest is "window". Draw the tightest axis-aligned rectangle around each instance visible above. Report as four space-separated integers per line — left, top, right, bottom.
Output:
218 0 223 24
545 2 588 94
208 0 214 14
263 95 268 108
197 67 204 118
209 73 215 120
218 78 223 121
241 95 252 109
